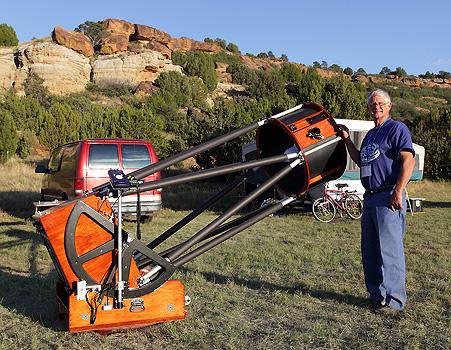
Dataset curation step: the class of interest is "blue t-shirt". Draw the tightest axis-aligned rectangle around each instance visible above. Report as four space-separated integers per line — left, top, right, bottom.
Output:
359 118 414 191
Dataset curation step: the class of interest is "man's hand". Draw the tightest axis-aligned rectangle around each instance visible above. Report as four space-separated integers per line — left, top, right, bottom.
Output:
390 189 404 211
338 124 350 139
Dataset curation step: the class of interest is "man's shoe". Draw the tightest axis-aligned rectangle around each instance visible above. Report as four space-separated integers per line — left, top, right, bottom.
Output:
373 304 402 315
359 298 385 310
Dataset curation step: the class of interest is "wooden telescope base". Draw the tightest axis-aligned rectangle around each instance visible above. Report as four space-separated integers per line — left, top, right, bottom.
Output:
55 280 186 333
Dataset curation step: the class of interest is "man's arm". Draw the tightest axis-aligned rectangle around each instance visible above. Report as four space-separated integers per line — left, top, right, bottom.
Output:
390 150 415 211
338 125 361 167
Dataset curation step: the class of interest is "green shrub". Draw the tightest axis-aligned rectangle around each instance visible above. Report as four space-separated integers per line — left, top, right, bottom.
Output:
227 64 258 86
411 108 451 180
184 50 217 92
0 109 19 163
0 23 18 46
280 64 304 83
245 70 286 100
38 102 81 149
23 73 52 109
171 50 187 66
212 51 240 66
154 70 208 109
85 82 135 98
16 129 37 159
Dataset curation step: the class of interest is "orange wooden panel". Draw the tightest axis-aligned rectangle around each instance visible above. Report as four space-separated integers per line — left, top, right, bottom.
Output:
58 280 185 333
292 119 336 149
39 195 141 288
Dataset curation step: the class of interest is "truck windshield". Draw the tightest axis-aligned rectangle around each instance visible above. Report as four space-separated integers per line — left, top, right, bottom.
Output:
89 144 120 168
121 145 151 169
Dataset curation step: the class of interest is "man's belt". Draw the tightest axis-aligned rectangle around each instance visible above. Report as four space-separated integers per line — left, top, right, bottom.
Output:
365 186 394 195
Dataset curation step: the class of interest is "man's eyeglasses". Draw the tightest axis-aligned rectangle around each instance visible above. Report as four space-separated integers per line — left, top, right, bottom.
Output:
368 102 390 108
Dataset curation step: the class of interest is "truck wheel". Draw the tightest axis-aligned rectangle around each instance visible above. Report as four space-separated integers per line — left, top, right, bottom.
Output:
139 215 153 223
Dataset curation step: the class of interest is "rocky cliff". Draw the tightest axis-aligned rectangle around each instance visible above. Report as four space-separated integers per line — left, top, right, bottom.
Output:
0 18 450 96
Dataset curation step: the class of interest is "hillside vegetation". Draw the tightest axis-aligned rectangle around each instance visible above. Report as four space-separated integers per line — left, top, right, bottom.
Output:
0 36 450 180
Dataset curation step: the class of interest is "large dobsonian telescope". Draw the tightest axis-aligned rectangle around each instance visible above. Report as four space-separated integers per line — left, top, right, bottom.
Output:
35 102 346 333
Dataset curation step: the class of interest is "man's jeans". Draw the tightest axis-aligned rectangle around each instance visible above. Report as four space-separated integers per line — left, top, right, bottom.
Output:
361 190 407 310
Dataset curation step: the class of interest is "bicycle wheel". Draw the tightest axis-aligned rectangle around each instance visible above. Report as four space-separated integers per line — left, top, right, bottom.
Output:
345 194 363 219
312 197 337 223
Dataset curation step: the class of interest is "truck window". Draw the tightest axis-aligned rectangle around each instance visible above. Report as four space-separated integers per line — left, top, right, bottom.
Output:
60 143 79 171
121 145 151 169
88 144 120 169
48 147 65 172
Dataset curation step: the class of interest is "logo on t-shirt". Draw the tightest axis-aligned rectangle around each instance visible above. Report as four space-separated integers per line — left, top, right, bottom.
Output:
361 143 381 164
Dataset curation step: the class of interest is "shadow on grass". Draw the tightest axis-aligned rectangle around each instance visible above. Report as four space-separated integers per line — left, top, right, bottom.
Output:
180 267 363 306
0 225 59 327
0 190 41 219
423 200 451 209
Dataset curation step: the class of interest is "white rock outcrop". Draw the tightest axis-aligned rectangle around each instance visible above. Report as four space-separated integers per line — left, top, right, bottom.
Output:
0 48 17 92
92 50 181 86
14 42 91 95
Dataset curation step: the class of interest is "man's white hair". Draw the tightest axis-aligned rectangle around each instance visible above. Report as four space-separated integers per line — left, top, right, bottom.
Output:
367 89 391 105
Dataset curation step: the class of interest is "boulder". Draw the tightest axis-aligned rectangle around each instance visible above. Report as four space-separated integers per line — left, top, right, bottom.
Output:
215 62 231 83
15 42 91 95
192 41 222 54
402 76 422 88
135 80 159 97
167 37 193 52
99 34 130 55
369 76 386 84
101 18 135 38
0 48 17 92
132 24 171 44
52 27 94 57
147 40 171 59
352 74 370 84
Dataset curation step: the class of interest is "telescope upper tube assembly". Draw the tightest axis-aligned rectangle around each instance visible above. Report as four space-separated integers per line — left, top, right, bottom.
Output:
256 102 346 198
92 103 306 194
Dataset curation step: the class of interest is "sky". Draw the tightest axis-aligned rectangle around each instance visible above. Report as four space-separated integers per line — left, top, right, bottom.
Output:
2 0 451 77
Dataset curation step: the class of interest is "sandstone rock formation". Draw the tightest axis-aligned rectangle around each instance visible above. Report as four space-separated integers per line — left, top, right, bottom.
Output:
91 50 182 86
132 24 172 44
167 37 193 53
101 18 135 38
0 48 16 92
52 27 94 57
15 42 91 95
192 41 222 54
99 35 130 55
147 40 172 59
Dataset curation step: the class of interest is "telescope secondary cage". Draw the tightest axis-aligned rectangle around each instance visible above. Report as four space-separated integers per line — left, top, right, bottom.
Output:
256 102 346 198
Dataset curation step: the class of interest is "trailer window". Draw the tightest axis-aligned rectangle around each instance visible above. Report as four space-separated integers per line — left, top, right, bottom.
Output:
121 145 151 169
88 144 120 168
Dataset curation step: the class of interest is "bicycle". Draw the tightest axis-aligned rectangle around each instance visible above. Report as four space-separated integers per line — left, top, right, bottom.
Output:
312 183 363 223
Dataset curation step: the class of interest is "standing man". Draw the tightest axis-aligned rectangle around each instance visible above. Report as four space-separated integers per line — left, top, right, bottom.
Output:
339 89 415 311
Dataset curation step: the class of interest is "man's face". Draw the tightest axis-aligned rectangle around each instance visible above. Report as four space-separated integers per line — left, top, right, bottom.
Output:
367 95 392 124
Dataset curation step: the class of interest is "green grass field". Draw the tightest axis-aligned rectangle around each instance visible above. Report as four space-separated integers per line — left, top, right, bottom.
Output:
0 157 449 349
